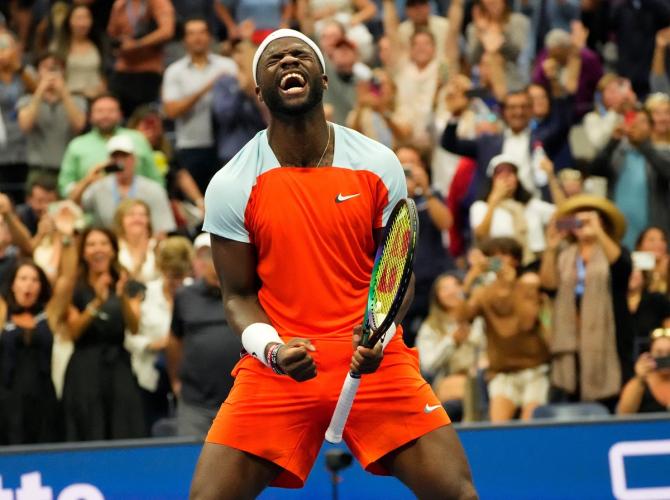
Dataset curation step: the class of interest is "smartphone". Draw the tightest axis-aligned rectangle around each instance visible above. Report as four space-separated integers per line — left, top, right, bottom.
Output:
465 87 489 99
104 162 124 174
556 217 584 231
655 355 670 370
487 257 502 273
624 110 637 126
369 76 381 96
632 251 656 271
124 280 147 299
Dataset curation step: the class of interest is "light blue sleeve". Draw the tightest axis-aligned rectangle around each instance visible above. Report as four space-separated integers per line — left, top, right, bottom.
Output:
203 136 265 243
377 146 408 226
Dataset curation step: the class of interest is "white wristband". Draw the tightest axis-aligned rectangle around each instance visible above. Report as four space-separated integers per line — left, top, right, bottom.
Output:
242 323 284 367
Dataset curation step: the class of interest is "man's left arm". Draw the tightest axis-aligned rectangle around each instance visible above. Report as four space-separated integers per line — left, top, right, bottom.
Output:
131 0 175 50
637 141 670 182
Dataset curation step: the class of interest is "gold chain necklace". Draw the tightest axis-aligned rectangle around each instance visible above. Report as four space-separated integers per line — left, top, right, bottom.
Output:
275 123 331 167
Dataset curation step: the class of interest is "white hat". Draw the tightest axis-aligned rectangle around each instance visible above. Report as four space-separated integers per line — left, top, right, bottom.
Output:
106 134 135 155
193 232 211 250
251 29 325 86
486 154 520 177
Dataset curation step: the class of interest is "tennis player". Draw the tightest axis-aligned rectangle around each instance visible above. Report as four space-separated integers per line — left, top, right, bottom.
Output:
192 29 477 499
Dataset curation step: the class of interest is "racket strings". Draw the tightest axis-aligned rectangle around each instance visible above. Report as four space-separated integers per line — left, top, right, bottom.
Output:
369 206 412 329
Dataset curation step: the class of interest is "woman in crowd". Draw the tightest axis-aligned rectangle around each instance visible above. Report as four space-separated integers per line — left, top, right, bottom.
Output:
627 265 670 358
114 199 160 284
645 92 670 148
62 227 145 441
53 4 105 99
617 328 670 414
540 195 633 409
416 274 484 418
466 0 529 90
470 155 557 265
125 236 193 434
636 226 670 295
347 69 411 149
0 205 76 444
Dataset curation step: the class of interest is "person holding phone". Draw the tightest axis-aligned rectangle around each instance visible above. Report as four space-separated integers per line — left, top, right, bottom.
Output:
617 328 670 414
540 195 632 409
67 135 176 235
456 237 551 422
587 108 670 249
635 226 670 295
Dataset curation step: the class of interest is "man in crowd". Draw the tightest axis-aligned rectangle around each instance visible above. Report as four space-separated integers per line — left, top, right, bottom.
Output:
58 94 162 197
398 0 450 62
15 175 59 236
162 17 237 193
17 52 87 184
166 233 240 439
324 38 360 125
68 135 176 235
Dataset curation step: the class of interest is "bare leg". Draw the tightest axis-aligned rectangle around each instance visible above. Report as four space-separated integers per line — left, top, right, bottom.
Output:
489 396 517 423
379 425 478 500
190 442 281 500
520 402 540 421
435 374 467 402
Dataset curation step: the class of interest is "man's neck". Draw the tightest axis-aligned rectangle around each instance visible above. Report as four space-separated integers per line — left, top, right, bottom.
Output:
96 126 119 138
508 126 529 135
190 52 209 67
267 107 330 167
116 174 134 189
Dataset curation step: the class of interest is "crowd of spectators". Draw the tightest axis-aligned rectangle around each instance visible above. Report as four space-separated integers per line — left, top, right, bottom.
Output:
1 0 670 444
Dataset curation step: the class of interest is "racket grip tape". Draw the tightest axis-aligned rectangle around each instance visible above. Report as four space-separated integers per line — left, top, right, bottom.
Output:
325 373 361 443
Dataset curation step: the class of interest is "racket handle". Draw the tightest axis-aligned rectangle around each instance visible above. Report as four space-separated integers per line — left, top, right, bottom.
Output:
325 373 361 443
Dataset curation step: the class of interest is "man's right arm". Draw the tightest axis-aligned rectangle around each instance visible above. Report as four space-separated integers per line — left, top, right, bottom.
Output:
210 235 317 381
162 65 218 120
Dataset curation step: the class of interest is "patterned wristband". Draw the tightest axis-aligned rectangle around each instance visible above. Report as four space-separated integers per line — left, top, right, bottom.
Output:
267 343 286 375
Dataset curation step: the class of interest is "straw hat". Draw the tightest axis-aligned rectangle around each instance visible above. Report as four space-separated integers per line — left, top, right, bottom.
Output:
555 194 627 241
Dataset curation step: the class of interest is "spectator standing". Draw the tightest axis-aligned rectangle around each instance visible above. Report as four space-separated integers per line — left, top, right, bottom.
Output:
617 328 670 414
457 237 551 422
166 234 240 439
62 227 145 441
0 31 33 202
211 39 265 166
124 236 194 434
107 0 175 118
645 92 670 148
465 0 530 90
627 266 670 359
527 84 573 169
398 145 454 346
397 0 449 62
214 0 291 42
588 109 670 249
636 226 670 295
17 52 87 185
0 203 76 444
540 195 632 408
69 135 176 234
53 5 106 99
58 94 162 197
650 26 670 94
162 17 237 194
532 23 602 119
323 37 362 126
470 155 557 265
581 74 637 156
113 199 161 283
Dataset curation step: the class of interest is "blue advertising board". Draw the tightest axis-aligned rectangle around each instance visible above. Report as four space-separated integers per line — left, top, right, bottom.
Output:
0 415 668 499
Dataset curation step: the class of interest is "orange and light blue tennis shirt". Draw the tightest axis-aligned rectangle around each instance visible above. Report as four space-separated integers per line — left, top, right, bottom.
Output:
203 123 406 340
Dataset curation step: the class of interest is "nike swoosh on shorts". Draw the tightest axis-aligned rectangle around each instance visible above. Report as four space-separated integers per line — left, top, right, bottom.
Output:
424 404 442 414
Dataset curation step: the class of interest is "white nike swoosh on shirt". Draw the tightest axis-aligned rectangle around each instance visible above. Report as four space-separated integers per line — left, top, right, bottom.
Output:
424 404 442 414
335 193 361 203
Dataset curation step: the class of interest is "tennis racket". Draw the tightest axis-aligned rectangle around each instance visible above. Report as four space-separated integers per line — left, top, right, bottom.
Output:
324 198 419 444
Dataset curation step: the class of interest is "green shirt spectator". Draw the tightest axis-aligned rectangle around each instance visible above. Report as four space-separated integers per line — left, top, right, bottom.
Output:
57 94 162 196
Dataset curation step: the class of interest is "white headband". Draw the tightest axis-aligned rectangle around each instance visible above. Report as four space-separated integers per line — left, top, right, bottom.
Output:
251 29 326 86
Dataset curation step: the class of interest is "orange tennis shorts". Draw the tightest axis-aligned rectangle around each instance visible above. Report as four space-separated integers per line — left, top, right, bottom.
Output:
205 335 451 488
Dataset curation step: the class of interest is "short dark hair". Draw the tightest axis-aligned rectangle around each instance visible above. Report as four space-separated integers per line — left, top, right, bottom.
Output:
34 51 65 69
27 175 58 195
183 16 210 32
480 236 524 264
89 92 120 109
502 88 531 108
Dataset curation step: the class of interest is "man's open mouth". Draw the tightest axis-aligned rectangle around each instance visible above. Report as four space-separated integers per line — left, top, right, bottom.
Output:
279 72 307 95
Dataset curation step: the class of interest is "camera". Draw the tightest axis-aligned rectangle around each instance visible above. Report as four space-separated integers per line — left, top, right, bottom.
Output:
556 217 583 231
104 162 124 174
325 449 353 473
655 355 670 370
